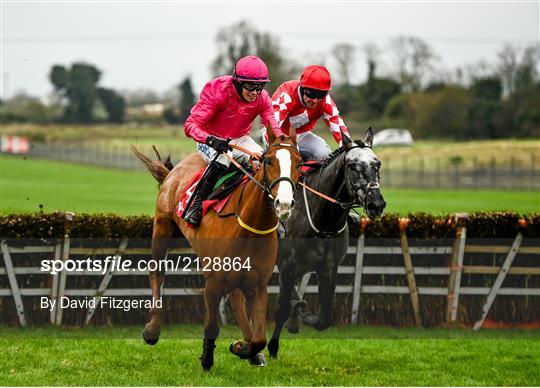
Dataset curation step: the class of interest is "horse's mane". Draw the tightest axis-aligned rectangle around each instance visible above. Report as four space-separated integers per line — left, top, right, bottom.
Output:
302 140 366 178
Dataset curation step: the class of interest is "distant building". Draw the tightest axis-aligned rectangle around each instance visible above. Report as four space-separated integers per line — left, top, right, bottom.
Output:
142 103 165 116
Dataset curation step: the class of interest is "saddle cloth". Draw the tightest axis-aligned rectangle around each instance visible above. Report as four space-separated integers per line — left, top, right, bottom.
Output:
300 160 320 174
177 167 248 220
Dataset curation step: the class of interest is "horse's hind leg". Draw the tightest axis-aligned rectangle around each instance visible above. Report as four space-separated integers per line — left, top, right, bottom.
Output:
306 271 337 331
143 216 175 345
200 280 224 371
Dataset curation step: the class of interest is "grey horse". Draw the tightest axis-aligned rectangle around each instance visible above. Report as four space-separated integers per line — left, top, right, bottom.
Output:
268 128 386 359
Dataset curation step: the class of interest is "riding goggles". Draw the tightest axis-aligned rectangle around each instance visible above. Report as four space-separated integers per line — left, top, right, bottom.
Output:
302 87 328 100
241 82 266 92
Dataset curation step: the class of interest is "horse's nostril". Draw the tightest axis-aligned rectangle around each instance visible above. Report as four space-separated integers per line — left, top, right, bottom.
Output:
291 199 296 208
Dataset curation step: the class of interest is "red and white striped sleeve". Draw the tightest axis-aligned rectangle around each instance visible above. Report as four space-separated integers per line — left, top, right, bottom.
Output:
272 91 293 129
322 95 350 145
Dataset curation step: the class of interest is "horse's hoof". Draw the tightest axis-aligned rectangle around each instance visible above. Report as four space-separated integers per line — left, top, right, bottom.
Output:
142 326 160 345
200 360 213 372
267 339 279 359
249 353 266 367
285 317 300 334
291 299 308 313
229 340 251 359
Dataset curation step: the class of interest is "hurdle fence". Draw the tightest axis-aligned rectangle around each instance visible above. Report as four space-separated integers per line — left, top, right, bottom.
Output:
1 214 539 328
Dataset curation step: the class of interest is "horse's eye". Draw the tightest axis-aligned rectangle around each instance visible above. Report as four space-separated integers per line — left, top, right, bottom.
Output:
265 159 272 166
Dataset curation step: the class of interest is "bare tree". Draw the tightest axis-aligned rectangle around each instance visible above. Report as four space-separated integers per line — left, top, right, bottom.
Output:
497 43 539 95
497 44 520 95
389 36 437 92
302 51 327 68
361 42 381 79
464 60 493 86
211 20 298 89
331 43 356 86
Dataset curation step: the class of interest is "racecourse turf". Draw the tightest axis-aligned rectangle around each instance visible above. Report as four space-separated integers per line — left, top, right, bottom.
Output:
0 325 538 386
2 155 539 215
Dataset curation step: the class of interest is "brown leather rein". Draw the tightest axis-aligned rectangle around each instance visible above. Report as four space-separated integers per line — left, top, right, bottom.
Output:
228 144 342 206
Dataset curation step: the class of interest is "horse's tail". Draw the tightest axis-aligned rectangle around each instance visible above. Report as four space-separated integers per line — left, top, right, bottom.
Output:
131 146 171 184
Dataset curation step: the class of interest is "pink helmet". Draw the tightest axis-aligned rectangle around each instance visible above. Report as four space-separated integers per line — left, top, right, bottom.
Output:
233 55 270 83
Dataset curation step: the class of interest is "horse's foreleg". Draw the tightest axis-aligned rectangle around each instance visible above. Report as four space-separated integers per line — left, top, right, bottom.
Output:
249 284 269 357
230 289 266 366
201 281 223 372
230 289 252 342
143 217 175 345
268 267 296 358
230 284 268 360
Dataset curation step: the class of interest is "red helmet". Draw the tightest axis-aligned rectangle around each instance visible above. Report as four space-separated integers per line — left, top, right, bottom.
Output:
300 65 331 91
233 55 270 83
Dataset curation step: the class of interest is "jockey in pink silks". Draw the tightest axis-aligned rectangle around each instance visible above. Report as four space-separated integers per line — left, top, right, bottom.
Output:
183 55 284 226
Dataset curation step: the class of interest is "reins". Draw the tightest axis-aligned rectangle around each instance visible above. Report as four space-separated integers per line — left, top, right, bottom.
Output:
301 143 379 236
219 142 379 236
217 143 297 234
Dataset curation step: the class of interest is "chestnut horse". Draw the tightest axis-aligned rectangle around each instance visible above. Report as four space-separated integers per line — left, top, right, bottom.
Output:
133 129 301 371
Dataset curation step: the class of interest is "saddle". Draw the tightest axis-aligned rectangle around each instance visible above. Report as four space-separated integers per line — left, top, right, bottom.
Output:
177 165 249 220
300 160 321 175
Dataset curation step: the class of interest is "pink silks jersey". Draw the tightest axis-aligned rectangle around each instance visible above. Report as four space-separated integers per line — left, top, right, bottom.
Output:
271 80 350 145
184 75 282 143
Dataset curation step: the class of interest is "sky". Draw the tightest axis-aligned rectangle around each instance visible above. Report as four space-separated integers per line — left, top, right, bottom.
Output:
1 1 539 99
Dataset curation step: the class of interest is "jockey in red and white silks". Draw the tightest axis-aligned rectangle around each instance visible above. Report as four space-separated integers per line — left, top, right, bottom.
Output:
264 65 351 161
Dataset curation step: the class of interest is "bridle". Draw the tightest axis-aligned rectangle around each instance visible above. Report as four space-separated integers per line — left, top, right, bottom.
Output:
219 142 301 234
301 142 381 236
260 143 299 202
225 143 299 201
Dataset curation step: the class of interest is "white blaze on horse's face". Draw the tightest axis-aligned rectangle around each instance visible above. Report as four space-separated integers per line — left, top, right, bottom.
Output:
274 149 295 220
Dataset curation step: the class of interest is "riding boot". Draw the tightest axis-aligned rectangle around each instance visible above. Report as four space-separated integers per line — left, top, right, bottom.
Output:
184 161 225 227
347 211 360 228
277 222 286 240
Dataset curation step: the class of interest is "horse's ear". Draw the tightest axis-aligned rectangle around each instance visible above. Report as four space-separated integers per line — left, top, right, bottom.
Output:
267 123 276 144
364 127 374 148
341 129 352 147
289 126 297 145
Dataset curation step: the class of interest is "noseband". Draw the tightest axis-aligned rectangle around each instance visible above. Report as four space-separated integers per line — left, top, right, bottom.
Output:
219 142 300 234
260 143 299 201
301 142 381 236
328 143 381 210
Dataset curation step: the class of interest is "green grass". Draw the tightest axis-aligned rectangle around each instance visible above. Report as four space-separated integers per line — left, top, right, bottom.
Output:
0 325 538 386
382 188 539 215
1 155 538 215
1 154 157 215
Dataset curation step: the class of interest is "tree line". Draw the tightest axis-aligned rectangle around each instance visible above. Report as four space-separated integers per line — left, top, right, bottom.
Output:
1 20 538 139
